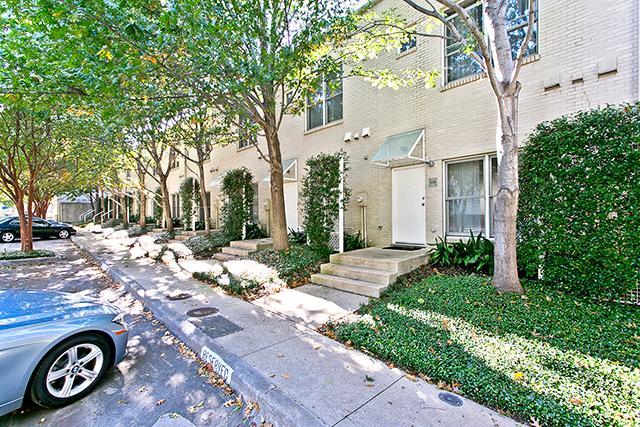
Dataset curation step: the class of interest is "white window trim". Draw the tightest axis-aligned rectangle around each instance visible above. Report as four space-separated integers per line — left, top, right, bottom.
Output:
443 154 497 239
305 73 343 131
442 0 539 86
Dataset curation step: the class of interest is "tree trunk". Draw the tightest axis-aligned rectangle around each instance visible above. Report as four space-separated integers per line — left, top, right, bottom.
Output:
160 175 173 233
121 195 129 229
139 190 147 228
264 128 289 251
197 161 210 233
492 90 524 293
16 194 34 252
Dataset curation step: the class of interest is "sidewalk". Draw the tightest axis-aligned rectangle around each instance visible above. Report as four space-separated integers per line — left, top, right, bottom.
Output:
73 232 519 427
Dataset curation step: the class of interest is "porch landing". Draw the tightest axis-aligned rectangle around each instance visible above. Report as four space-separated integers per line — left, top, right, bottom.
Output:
311 247 429 297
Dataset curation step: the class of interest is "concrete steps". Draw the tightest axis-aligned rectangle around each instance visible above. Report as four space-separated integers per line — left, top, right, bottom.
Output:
312 247 429 298
221 246 253 257
320 263 396 285
219 238 273 259
213 252 239 262
311 273 388 298
229 238 273 252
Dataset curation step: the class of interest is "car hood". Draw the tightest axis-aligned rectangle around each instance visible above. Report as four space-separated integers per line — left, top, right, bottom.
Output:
0 290 118 330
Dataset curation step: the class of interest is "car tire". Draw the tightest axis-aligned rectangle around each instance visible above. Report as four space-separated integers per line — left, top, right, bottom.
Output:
57 229 70 239
1 231 15 243
30 334 113 409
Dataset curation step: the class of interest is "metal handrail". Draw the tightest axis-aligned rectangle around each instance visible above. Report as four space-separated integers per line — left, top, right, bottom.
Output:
79 208 95 222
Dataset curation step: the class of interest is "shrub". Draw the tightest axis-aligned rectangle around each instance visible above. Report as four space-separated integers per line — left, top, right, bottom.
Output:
519 104 640 299
428 231 493 274
153 189 163 224
184 232 230 259
245 221 266 239
180 177 200 230
220 168 254 241
0 249 55 260
193 261 283 299
300 151 350 254
344 231 365 252
249 245 328 285
127 225 149 237
145 216 157 225
128 214 139 223
102 218 122 228
153 231 174 244
288 228 307 245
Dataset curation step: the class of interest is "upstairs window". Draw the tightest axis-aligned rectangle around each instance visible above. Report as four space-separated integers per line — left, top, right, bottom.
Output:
399 27 417 54
445 3 483 83
306 67 343 131
238 116 256 149
169 150 180 169
445 0 537 84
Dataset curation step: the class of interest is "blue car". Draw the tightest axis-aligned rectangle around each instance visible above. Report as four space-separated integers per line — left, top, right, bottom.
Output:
0 290 129 416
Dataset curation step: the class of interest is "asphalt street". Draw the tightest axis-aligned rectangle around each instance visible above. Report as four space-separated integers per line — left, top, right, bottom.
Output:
0 239 259 427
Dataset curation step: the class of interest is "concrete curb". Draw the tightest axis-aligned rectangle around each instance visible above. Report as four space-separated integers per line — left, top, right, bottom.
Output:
72 236 325 427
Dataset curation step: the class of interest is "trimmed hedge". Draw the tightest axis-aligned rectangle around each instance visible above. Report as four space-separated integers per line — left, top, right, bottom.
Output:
519 104 640 299
248 245 327 285
331 275 640 426
0 249 55 260
183 232 230 259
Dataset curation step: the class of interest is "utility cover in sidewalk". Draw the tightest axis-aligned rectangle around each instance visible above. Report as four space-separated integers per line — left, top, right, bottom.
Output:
186 307 219 317
165 292 192 301
191 316 243 339
438 392 463 407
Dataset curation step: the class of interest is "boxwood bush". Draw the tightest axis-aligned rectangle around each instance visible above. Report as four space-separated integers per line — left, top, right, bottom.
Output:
519 104 640 299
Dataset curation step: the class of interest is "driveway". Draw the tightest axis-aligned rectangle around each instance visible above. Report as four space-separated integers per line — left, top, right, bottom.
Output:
0 240 256 426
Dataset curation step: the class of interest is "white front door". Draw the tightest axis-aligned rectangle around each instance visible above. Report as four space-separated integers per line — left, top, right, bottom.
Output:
392 165 426 246
284 181 299 231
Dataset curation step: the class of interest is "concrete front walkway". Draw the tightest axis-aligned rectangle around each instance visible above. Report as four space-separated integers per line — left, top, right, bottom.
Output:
73 233 519 427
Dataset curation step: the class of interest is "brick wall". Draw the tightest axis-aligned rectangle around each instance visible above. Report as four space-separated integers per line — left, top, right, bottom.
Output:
162 0 639 246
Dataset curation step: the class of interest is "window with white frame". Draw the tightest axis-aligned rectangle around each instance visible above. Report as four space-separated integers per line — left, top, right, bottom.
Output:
306 67 343 130
445 0 538 84
445 155 498 237
237 116 256 149
169 149 180 169
399 27 417 54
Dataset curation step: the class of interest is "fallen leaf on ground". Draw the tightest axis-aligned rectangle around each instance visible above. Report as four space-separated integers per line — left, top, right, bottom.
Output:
188 401 205 413
155 399 166 406
138 386 148 393
365 375 375 382
281 373 290 379
276 352 285 358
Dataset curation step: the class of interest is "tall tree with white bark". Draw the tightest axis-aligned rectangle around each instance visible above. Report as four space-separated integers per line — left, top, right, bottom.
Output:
349 0 535 293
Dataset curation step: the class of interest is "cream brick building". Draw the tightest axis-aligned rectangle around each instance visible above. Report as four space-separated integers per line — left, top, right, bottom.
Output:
158 0 639 248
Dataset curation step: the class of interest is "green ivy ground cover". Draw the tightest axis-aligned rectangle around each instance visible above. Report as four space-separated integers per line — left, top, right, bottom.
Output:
332 275 640 426
0 249 55 260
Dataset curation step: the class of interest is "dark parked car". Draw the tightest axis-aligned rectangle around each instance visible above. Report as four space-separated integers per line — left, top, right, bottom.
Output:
0 216 76 243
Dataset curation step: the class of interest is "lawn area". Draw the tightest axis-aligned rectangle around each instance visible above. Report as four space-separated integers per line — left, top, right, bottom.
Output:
0 249 55 260
330 275 640 426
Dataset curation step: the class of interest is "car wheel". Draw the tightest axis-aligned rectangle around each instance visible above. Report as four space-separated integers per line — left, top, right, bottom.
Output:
58 229 70 239
30 334 112 408
1 231 15 243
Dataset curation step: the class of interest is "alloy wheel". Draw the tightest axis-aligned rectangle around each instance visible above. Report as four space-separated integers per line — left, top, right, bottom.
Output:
1 232 14 243
46 344 104 399
58 230 70 239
